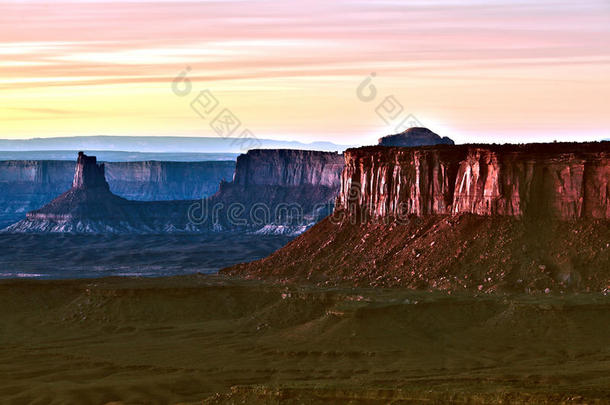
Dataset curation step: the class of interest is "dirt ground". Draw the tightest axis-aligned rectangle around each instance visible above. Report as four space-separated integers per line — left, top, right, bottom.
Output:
1 276 608 404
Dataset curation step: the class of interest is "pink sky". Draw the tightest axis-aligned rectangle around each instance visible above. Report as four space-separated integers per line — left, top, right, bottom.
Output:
1 0 609 144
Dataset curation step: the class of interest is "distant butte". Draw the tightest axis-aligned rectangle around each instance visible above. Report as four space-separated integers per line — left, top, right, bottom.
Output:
72 151 110 190
3 152 196 233
378 127 454 147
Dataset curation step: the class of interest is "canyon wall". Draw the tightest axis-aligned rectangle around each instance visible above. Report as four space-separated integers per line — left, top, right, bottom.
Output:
0 159 234 227
207 149 344 234
232 149 343 188
4 150 344 234
104 160 234 200
0 160 74 228
337 143 610 220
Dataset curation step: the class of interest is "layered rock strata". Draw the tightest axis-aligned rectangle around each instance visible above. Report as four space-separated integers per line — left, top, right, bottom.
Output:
4 153 198 233
337 143 610 220
224 142 610 292
205 149 344 234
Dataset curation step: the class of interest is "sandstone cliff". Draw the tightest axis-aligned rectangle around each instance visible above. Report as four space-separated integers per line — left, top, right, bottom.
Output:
224 142 610 292
0 160 74 228
232 149 343 188
337 143 610 220
204 149 344 234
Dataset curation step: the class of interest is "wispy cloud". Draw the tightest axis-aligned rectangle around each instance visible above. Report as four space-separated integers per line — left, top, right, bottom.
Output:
6 107 80 115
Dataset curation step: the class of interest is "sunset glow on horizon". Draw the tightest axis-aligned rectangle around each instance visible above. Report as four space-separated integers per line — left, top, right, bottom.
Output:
1 0 609 145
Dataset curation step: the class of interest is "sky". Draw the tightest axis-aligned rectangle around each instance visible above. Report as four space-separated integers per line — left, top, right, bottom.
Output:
1 0 609 145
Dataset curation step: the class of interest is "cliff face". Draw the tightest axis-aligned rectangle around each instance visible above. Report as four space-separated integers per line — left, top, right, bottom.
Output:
104 161 234 200
0 158 234 227
224 142 610 292
207 149 344 234
232 149 343 188
337 144 610 220
211 149 345 233
0 160 74 228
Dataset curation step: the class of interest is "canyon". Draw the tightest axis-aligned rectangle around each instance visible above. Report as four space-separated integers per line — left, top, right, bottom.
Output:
4 153 200 233
224 142 610 292
3 150 344 234
0 159 234 228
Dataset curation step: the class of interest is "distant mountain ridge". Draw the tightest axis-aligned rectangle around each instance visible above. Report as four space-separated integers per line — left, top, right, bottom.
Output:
0 136 350 153
0 151 238 162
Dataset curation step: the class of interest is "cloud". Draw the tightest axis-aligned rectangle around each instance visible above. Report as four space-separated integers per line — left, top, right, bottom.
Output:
1 0 609 141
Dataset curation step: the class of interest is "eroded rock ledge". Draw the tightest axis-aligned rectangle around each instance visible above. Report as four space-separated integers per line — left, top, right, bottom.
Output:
337 143 610 220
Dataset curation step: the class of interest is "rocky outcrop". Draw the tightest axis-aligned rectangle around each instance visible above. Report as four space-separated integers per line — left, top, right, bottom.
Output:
337 143 610 220
0 158 234 227
3 153 199 233
203 149 344 235
72 152 108 189
3 150 344 234
378 127 454 147
223 142 610 292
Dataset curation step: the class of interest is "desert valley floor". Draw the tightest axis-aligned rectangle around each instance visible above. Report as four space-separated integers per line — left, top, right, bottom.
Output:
0 276 608 404
0 234 293 279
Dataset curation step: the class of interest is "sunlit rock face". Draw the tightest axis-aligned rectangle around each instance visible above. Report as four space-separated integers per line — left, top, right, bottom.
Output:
337 143 610 220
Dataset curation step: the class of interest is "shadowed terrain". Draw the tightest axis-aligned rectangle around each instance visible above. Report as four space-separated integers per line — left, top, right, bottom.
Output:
0 233 293 279
224 215 610 293
0 277 608 404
